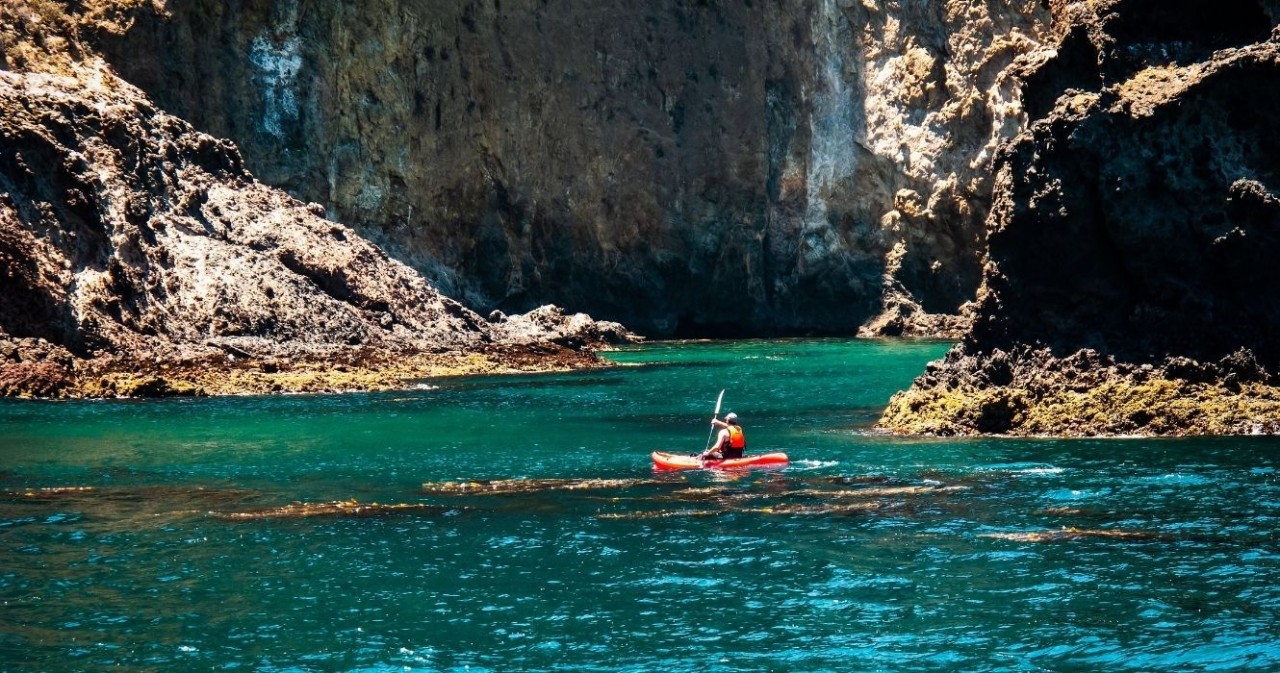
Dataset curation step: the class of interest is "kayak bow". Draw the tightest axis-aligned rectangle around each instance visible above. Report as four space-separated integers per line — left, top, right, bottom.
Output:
651 451 789 471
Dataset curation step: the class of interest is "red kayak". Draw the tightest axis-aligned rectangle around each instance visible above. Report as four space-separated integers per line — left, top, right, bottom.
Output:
651 451 789 471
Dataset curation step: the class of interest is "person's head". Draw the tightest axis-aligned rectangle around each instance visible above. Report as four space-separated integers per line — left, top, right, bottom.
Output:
725 412 738 425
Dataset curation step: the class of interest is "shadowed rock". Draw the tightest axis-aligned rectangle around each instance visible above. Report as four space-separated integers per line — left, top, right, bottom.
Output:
881 0 1280 436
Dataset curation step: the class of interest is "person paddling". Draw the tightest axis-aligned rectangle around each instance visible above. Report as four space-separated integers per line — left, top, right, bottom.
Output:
701 412 745 461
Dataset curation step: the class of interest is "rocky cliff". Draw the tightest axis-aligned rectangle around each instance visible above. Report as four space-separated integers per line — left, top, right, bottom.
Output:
0 1 633 398
880 0 1280 435
96 0 1054 337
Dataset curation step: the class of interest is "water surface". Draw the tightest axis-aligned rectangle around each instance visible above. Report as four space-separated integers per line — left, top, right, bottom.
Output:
2 339 1278 671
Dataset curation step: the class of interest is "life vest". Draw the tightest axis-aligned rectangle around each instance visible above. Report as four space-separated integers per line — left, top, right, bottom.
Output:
727 424 745 449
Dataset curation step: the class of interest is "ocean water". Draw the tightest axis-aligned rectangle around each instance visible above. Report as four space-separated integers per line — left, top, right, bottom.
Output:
1 339 1279 672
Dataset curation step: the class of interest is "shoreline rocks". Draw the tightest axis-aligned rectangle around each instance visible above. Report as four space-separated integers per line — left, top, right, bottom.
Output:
880 345 1280 436
0 315 634 400
880 0 1280 436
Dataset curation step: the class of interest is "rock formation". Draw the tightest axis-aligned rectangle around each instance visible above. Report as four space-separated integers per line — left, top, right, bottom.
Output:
95 0 1054 336
0 1 635 398
16 0 1280 433
879 0 1280 435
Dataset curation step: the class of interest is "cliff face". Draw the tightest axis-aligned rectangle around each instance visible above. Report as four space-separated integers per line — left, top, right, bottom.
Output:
0 2 632 398
99 0 1053 336
880 0 1280 436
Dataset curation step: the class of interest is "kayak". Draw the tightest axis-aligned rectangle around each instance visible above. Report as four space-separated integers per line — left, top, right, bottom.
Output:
651 451 789 471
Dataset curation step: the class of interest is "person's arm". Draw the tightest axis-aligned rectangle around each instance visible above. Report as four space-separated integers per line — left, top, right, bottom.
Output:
700 425 730 459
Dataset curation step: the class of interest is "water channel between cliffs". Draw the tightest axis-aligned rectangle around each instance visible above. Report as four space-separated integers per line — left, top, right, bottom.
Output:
2 338 1278 671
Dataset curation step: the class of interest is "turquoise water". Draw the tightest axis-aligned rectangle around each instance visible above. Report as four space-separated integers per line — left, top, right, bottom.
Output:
2 338 1279 671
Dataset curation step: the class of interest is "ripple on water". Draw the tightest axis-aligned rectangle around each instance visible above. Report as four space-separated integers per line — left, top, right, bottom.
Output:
978 462 1065 476
1041 487 1113 503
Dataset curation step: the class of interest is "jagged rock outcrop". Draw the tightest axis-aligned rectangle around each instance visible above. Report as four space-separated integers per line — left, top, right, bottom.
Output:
0 2 635 398
95 0 1054 336
489 304 633 350
0 65 490 357
880 0 1280 436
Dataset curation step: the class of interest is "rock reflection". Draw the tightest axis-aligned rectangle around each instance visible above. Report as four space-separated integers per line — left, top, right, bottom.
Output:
421 477 666 495
980 528 1168 542
745 501 890 516
1 484 260 523
212 500 455 520
780 485 969 498
3 469 1217 538
597 509 727 520
584 479 965 519
1 486 98 500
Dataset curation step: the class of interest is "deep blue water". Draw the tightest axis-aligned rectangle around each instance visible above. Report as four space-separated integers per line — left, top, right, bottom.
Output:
1 338 1279 671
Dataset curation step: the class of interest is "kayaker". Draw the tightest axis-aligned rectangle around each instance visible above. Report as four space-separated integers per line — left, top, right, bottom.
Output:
701 412 745 461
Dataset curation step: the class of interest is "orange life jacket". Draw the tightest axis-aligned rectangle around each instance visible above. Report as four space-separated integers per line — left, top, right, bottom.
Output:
727 424 745 449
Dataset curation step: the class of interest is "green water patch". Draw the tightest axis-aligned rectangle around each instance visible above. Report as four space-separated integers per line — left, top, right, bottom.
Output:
2 339 1280 671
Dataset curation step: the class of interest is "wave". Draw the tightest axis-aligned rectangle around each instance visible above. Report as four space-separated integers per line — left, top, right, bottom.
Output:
791 459 840 470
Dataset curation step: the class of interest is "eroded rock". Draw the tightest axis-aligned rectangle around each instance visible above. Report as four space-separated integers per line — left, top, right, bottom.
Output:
93 0 1056 337
880 0 1280 436
0 4 635 398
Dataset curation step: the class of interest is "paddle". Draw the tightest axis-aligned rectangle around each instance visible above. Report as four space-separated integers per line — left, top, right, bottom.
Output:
702 389 726 455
